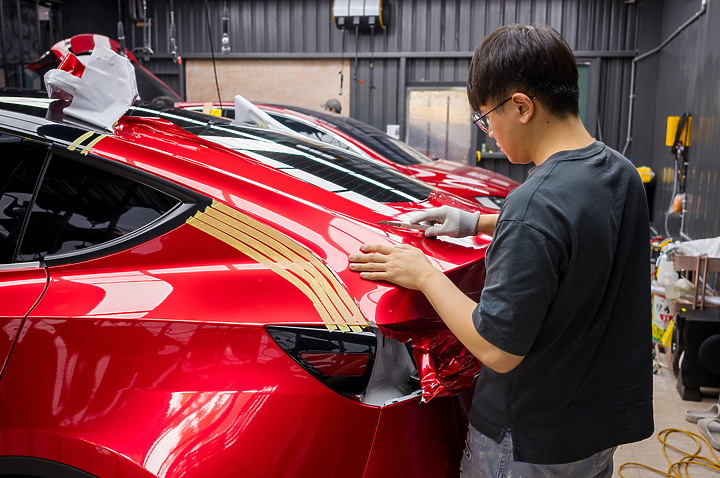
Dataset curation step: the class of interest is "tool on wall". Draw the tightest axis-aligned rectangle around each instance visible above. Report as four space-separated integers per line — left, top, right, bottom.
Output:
353 26 360 85
127 0 153 62
169 0 179 64
117 0 127 56
139 0 153 62
664 113 692 239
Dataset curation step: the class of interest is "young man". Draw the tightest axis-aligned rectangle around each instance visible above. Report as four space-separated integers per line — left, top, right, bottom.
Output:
349 23 653 476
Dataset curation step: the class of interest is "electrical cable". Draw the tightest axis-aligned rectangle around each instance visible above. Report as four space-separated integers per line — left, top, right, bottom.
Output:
618 428 720 477
664 152 680 238
338 28 345 95
203 0 222 104
352 26 359 83
369 24 375 90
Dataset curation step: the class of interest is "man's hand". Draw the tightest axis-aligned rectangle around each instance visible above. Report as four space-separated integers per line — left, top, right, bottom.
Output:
348 243 441 291
407 206 480 238
348 242 524 373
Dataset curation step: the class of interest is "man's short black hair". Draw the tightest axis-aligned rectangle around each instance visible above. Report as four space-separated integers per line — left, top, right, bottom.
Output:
467 24 579 117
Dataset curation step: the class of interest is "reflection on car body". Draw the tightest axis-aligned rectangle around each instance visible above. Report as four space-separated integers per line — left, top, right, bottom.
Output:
0 90 487 477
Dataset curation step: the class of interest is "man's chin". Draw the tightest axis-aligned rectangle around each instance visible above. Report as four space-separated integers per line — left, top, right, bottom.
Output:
506 154 533 165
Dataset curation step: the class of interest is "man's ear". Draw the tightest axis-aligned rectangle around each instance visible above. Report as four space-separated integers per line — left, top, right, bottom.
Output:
512 93 535 125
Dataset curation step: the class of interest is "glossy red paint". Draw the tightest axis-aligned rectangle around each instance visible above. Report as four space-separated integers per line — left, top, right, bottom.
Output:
0 96 487 477
2 319 378 477
363 389 474 477
0 266 47 373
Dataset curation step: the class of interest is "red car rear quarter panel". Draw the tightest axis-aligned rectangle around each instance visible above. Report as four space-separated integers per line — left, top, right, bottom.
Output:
1 316 379 477
31 225 324 327
0 215 380 475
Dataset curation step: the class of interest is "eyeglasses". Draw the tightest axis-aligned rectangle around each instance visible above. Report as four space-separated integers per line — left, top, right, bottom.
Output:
471 96 535 133
471 97 512 133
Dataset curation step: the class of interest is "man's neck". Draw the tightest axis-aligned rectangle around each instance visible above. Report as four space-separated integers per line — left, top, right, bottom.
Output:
532 115 594 167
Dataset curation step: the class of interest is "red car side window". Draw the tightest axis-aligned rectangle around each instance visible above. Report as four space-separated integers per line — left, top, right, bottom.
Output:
0 134 49 264
16 151 181 262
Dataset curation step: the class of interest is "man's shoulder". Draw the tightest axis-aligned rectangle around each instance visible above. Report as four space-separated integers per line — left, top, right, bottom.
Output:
497 142 638 234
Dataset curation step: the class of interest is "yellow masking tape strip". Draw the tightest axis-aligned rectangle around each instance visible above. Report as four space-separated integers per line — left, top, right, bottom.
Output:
203 205 365 331
197 211 351 331
192 202 367 332
81 134 109 155
213 202 366 329
187 215 342 331
67 131 95 151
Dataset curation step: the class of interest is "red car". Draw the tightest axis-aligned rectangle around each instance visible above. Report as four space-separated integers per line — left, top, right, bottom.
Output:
178 101 520 210
0 88 488 477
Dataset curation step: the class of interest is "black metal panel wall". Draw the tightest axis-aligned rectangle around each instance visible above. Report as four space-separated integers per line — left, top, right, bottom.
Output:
32 0 642 206
13 0 720 238
138 0 639 155
636 0 720 240
0 0 63 88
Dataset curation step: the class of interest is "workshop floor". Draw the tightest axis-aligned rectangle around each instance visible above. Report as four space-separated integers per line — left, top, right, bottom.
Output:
612 346 720 478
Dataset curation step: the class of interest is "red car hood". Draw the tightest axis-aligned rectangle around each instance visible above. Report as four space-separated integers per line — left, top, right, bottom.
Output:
111 115 485 401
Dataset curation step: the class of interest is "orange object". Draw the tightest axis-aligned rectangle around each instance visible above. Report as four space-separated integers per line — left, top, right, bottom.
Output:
672 194 683 213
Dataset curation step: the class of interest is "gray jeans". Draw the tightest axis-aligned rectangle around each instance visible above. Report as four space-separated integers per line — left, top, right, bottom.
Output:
460 425 616 478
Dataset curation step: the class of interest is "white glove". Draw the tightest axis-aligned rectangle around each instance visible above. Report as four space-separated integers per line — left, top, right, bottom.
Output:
408 206 480 238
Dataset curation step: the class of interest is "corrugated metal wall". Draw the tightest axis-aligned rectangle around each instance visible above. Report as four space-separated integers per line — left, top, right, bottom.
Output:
142 0 640 186
0 0 63 88
636 0 720 240
10 0 718 239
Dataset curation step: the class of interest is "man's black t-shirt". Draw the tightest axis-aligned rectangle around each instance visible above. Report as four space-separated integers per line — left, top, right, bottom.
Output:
470 141 654 464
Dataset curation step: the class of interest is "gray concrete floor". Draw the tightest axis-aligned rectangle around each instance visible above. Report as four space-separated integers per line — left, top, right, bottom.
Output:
613 346 720 477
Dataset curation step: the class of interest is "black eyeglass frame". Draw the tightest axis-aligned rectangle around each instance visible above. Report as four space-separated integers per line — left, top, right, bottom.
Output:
471 95 536 133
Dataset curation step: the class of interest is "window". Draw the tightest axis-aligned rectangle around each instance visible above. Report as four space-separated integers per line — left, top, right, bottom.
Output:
268 114 358 154
0 132 183 263
0 136 48 263
405 87 472 164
